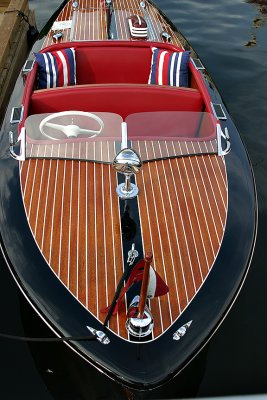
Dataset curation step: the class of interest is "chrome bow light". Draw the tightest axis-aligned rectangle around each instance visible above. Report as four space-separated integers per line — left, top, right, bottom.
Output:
112 148 142 199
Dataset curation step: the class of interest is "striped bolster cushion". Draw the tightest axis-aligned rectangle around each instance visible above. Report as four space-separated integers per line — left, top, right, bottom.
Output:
148 47 190 87
34 48 76 89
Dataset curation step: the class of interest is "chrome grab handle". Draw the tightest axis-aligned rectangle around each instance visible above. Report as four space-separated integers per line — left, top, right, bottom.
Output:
9 127 26 161
217 123 231 156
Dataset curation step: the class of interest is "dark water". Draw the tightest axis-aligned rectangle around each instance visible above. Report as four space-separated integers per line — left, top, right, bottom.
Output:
0 0 267 398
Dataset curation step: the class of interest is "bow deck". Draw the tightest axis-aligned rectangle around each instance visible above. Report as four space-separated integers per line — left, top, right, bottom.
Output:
20 153 227 340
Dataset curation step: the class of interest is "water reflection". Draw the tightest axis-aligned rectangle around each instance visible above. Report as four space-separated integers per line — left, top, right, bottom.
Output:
245 0 267 46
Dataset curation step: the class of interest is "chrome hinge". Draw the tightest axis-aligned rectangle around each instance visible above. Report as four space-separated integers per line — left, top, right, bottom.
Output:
173 320 193 341
86 326 110 344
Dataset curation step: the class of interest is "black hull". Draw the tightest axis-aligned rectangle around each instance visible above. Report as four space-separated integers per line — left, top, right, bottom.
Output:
0 2 257 390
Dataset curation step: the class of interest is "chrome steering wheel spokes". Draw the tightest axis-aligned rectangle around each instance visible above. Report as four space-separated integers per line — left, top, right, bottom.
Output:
39 111 104 140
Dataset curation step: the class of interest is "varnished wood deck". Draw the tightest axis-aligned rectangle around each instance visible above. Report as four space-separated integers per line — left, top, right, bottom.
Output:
43 0 182 47
20 0 228 340
20 153 227 339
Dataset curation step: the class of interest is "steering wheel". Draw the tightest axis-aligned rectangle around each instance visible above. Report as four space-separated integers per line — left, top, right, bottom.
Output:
39 111 104 140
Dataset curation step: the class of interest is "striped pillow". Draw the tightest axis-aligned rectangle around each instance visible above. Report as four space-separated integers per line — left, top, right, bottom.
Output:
34 48 76 89
148 47 190 87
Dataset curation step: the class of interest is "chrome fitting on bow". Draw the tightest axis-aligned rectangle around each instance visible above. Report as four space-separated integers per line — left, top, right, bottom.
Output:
127 243 139 266
86 326 110 344
112 148 142 199
173 320 192 341
125 296 154 338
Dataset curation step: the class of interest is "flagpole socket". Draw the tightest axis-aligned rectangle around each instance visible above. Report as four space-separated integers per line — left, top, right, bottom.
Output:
125 296 154 338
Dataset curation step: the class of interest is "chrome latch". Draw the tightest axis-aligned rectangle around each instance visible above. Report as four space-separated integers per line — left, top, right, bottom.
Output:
173 320 193 341
86 326 110 344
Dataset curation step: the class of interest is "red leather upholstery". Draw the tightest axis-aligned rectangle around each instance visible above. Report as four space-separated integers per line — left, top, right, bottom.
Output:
75 46 152 84
29 84 204 120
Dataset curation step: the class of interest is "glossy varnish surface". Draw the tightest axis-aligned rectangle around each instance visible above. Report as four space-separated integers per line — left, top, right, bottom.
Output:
21 0 228 340
43 0 182 47
20 152 227 339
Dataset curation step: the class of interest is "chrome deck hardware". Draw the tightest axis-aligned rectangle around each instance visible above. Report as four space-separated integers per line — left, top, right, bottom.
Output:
161 31 171 43
86 326 110 344
112 148 142 199
21 59 35 83
211 102 227 120
217 124 231 156
52 32 63 42
127 243 139 266
72 1 79 9
173 320 193 341
125 296 154 338
10 106 24 124
9 127 26 161
191 58 205 70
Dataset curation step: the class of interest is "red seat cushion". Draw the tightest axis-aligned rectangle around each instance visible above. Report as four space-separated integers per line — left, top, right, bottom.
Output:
29 84 204 120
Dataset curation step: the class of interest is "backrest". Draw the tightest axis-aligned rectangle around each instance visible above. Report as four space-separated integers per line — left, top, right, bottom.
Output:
75 46 152 84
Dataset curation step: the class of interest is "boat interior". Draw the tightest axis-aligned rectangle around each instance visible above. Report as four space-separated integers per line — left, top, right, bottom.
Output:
21 41 211 124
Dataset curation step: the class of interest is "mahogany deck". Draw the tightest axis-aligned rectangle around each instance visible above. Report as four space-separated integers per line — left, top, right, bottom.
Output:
43 0 182 48
20 0 228 340
20 154 227 339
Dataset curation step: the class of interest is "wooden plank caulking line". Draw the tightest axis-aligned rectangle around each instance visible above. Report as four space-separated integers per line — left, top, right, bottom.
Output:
107 143 120 335
144 141 173 324
48 148 60 265
192 143 225 228
58 149 67 277
136 140 164 334
190 150 221 245
177 143 216 259
151 142 182 313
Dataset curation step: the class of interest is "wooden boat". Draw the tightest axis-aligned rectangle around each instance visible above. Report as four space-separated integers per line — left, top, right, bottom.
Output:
0 0 257 390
